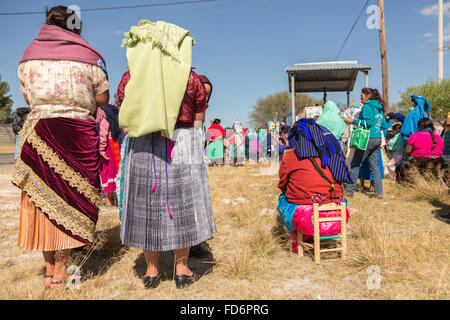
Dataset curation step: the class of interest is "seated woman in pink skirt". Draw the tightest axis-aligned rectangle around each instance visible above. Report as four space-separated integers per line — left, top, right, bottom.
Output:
276 119 352 252
396 118 445 183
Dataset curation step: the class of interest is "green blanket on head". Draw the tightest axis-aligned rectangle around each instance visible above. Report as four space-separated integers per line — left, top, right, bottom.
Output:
118 19 195 139
316 100 347 141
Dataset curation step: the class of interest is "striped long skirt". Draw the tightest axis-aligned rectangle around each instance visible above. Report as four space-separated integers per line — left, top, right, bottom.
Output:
120 128 216 251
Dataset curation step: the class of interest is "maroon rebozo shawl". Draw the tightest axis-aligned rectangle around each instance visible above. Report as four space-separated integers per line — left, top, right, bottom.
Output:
13 24 107 246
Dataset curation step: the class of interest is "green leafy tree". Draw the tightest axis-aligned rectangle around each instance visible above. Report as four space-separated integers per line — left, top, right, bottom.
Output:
0 75 14 123
395 79 449 121
249 91 322 127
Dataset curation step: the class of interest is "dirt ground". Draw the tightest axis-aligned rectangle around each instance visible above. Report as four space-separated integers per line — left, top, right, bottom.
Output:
0 164 448 300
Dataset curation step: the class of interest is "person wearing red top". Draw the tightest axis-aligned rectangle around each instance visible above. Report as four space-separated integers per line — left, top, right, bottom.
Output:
190 74 215 260
208 121 225 139
119 66 216 290
195 75 212 128
116 69 130 107
276 119 351 253
278 149 344 205
175 70 209 128
206 119 225 166
198 75 212 102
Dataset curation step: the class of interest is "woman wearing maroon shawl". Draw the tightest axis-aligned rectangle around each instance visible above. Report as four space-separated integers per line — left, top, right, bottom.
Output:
13 6 109 289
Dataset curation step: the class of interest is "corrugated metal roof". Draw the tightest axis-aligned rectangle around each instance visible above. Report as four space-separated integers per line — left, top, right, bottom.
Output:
286 61 372 93
286 60 371 72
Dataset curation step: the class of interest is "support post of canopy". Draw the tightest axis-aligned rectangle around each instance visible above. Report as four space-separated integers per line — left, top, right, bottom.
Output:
290 73 296 124
364 71 369 88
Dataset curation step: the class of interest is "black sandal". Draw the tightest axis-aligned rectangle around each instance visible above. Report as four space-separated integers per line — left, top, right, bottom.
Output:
174 272 200 289
143 274 161 289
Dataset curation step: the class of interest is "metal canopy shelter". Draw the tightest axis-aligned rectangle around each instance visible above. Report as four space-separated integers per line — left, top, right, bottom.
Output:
285 61 372 121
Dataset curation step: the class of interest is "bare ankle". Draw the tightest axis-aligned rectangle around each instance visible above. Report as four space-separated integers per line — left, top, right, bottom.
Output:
175 265 192 276
145 269 159 277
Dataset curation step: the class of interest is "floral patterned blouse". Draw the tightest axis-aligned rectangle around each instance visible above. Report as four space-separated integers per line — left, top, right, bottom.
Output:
175 70 209 128
18 60 110 121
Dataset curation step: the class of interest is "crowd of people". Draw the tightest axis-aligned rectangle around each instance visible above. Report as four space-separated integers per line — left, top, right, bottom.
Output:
203 118 290 167
10 6 449 292
313 89 449 197
276 88 448 252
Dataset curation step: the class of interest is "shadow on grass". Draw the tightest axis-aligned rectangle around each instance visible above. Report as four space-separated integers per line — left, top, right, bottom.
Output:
431 200 450 224
69 224 128 279
271 211 345 262
132 246 216 283
271 214 292 252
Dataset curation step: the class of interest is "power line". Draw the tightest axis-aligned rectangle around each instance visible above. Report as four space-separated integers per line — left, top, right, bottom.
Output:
335 0 371 60
0 0 226 16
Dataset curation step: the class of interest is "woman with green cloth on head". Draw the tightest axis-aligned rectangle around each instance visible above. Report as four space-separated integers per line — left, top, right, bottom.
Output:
119 19 216 290
316 100 347 143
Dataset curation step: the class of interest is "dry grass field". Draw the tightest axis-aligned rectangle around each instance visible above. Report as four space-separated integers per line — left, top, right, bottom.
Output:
0 164 448 300
0 145 15 154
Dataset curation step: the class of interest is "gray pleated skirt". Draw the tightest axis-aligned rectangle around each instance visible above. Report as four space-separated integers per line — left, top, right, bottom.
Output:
120 128 216 251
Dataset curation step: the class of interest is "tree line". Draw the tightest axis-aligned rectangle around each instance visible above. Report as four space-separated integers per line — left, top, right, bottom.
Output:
250 79 449 127
0 75 14 123
0 74 448 125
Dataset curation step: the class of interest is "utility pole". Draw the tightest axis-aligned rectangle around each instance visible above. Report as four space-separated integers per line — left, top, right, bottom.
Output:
378 0 390 115
438 0 444 83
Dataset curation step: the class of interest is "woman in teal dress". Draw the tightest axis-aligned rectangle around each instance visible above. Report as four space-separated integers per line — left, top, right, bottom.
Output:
206 119 225 166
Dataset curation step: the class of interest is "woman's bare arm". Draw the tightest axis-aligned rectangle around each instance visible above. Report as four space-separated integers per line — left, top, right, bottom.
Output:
194 112 205 123
96 90 110 107
194 112 205 129
23 93 30 106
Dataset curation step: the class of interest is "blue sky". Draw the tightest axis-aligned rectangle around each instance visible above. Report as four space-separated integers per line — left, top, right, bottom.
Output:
0 0 448 127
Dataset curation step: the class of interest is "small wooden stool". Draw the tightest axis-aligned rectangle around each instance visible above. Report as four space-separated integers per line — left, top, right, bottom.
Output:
297 202 348 264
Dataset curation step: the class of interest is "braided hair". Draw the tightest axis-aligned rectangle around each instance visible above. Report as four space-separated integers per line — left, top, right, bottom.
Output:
309 157 338 196
417 118 436 151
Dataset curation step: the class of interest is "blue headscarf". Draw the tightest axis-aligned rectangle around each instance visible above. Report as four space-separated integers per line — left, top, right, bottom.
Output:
288 118 353 184
400 95 432 141
393 113 405 124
